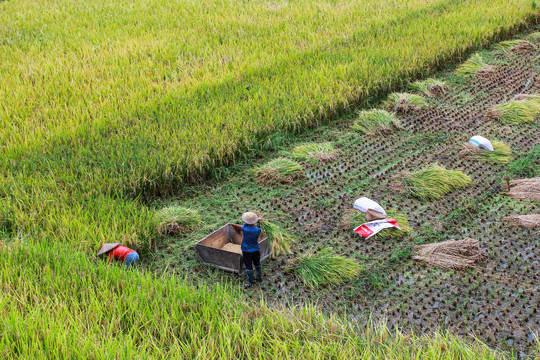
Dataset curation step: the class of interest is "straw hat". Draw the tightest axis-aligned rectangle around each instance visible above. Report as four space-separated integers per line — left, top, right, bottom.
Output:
242 212 259 225
96 243 120 256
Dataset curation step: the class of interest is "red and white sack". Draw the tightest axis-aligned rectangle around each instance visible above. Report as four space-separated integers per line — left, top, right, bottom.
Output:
354 219 400 239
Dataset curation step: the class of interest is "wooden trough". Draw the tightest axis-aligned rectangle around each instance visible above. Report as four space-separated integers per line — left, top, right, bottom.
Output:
194 223 271 274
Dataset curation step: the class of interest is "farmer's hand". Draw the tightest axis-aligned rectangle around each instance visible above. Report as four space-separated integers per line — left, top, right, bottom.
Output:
258 217 265 222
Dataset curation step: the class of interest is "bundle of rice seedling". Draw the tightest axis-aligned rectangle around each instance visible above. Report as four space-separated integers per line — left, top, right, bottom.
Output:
460 140 513 164
410 78 449 97
455 54 495 76
503 214 540 228
486 95 540 124
156 206 202 235
291 248 361 288
343 210 412 240
352 109 402 135
384 93 428 113
401 165 472 201
413 238 485 270
259 221 294 257
507 177 540 202
497 39 537 54
289 142 337 162
252 158 304 185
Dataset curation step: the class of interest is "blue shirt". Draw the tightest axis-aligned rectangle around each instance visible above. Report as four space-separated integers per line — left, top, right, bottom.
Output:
241 223 261 253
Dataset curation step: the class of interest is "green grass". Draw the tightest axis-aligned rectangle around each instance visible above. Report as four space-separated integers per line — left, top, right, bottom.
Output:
507 145 540 178
464 140 513 164
0 0 536 256
352 109 402 134
455 53 495 76
252 157 304 185
410 78 449 96
401 165 472 201
292 247 361 288
2 239 521 359
260 220 294 257
155 206 201 235
288 142 337 162
487 95 540 123
351 210 412 240
384 92 428 112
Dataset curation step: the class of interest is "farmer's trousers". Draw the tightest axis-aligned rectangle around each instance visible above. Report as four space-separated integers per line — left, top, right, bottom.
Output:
125 251 140 268
242 251 260 271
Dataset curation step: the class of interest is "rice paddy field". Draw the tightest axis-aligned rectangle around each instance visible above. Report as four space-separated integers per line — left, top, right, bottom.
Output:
1 0 540 358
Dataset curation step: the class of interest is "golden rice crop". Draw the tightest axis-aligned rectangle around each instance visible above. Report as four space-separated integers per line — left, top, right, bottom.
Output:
0 0 535 255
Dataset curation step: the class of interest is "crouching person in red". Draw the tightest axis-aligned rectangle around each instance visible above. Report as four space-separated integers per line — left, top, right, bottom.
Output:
97 243 140 268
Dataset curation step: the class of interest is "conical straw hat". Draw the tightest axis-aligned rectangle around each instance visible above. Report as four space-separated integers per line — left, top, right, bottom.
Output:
242 212 259 225
96 243 120 256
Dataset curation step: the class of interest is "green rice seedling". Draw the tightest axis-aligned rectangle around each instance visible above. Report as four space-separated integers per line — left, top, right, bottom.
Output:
350 210 412 240
252 158 304 185
401 165 472 201
528 32 540 42
384 93 428 113
291 248 361 288
461 140 513 164
455 53 495 76
487 95 540 124
289 142 337 162
507 146 540 178
156 206 202 235
352 109 402 135
410 78 449 97
260 220 294 257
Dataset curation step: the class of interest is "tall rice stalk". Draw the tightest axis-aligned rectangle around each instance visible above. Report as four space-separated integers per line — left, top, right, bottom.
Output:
455 54 495 76
487 95 540 124
291 248 361 288
288 142 337 162
252 158 304 185
259 221 294 257
352 109 402 134
401 165 472 201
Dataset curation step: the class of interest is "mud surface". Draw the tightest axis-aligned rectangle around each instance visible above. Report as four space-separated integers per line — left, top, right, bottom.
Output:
156 39 540 354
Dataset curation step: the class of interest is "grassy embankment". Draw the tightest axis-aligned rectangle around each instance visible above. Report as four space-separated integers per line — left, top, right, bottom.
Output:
0 239 522 359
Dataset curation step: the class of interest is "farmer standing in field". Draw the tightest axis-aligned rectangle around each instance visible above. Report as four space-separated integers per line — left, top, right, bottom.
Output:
96 243 140 268
232 212 264 288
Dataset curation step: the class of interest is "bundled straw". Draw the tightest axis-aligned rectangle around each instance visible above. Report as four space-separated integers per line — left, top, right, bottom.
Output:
507 177 540 202
252 158 304 185
413 239 485 270
410 78 449 97
288 142 337 162
352 109 402 135
497 39 537 54
156 206 202 235
504 214 540 228
401 165 472 201
291 248 361 288
486 95 540 124
384 92 428 113
259 221 294 257
460 140 513 164
455 54 495 77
